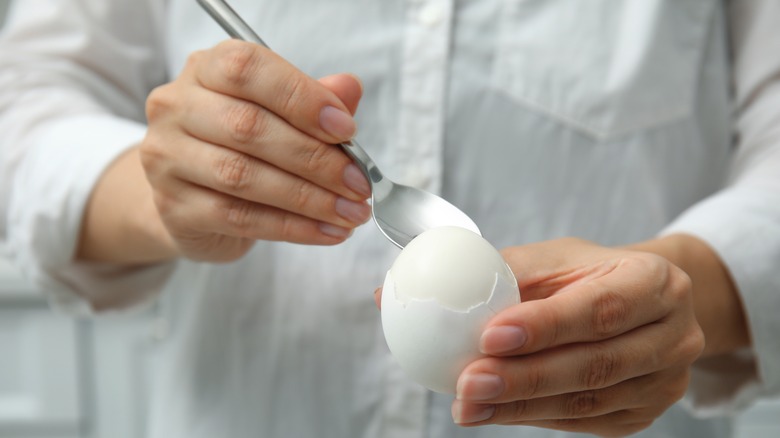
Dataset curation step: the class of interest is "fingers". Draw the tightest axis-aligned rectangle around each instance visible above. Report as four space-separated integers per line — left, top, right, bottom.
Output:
157 79 370 202
481 253 688 356
144 132 370 236
319 73 363 116
444 240 704 436
449 242 704 435
145 92 372 229
171 138 370 227
154 179 355 252
195 40 357 143
452 367 689 436
459 316 701 403
142 41 373 258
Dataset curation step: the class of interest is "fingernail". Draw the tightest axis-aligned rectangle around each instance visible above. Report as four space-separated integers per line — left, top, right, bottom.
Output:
457 373 505 401
480 326 528 355
335 197 371 224
343 164 371 197
319 106 356 140
452 400 496 424
319 223 353 238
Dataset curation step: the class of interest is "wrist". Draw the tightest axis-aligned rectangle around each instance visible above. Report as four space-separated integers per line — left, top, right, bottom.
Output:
77 147 180 264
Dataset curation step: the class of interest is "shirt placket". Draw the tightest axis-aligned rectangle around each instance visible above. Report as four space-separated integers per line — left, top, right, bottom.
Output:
379 3 454 438
394 0 454 195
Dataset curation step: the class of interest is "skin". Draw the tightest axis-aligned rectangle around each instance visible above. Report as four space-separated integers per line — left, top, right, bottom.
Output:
450 236 748 436
78 40 371 264
77 40 750 436
375 235 749 436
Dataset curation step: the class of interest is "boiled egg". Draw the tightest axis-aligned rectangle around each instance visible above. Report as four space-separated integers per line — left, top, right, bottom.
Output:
381 226 520 394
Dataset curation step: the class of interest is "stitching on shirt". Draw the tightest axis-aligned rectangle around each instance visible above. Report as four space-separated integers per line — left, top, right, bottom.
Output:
495 88 692 141
491 1 711 141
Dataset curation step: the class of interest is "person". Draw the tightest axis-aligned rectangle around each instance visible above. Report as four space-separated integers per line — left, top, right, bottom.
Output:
1 0 778 437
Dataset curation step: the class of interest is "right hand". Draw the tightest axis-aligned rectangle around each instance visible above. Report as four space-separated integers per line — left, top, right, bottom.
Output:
140 40 371 262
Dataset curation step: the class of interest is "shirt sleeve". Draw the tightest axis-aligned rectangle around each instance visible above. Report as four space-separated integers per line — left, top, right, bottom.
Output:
661 0 780 415
0 0 174 315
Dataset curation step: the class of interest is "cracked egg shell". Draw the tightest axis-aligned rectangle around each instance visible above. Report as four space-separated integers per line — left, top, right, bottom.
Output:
381 226 520 394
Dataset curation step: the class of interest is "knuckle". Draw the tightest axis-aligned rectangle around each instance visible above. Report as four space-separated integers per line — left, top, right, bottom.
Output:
152 191 176 218
563 390 599 418
298 141 331 175
627 252 666 281
667 265 693 301
581 346 621 389
183 49 205 71
540 306 564 348
639 253 678 295
224 103 266 145
678 325 705 363
278 212 300 240
145 84 175 122
592 290 630 338
290 179 316 211
279 74 310 115
222 198 256 233
214 153 254 193
139 137 176 183
138 136 165 173
217 40 260 88
508 399 530 419
520 363 548 398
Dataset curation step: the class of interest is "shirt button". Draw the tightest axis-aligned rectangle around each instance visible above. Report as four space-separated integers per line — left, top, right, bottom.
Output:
419 3 444 27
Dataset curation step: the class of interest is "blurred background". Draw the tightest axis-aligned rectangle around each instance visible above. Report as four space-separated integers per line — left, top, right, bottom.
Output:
0 1 778 437
0 3 166 437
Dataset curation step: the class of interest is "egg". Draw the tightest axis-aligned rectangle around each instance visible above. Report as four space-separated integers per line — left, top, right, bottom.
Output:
380 226 520 394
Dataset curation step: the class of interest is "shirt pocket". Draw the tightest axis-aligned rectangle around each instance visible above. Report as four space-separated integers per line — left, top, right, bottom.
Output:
492 0 714 140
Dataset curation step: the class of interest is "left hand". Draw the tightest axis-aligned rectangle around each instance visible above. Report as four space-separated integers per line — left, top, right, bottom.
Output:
452 238 705 437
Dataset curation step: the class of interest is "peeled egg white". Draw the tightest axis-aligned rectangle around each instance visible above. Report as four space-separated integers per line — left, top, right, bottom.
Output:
381 226 520 394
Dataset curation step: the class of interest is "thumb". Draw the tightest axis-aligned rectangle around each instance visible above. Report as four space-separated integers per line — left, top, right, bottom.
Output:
500 238 614 301
318 73 363 116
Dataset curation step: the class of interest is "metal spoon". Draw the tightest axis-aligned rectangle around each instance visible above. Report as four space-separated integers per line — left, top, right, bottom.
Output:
197 0 481 248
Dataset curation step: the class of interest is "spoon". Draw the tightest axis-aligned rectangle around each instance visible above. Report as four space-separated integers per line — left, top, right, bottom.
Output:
197 0 481 248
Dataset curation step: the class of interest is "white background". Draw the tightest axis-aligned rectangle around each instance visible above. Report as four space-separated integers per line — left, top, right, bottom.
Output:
0 0 778 436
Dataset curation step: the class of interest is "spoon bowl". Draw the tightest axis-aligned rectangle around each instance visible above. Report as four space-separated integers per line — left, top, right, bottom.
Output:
338 142 481 249
372 183 482 248
198 0 481 248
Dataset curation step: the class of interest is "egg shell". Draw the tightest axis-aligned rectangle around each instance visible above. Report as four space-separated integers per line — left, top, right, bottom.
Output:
381 264 519 394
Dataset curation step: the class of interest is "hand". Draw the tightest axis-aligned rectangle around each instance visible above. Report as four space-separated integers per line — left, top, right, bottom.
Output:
452 238 705 437
140 40 371 262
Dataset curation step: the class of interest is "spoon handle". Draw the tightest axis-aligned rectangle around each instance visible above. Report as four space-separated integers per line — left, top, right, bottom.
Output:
338 140 390 198
197 0 391 198
196 0 266 44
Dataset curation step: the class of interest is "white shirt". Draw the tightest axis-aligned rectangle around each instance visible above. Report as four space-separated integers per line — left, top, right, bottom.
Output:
1 0 779 437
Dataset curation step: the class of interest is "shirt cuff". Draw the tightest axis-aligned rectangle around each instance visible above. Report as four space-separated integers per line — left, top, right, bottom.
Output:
661 187 780 415
7 113 173 315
